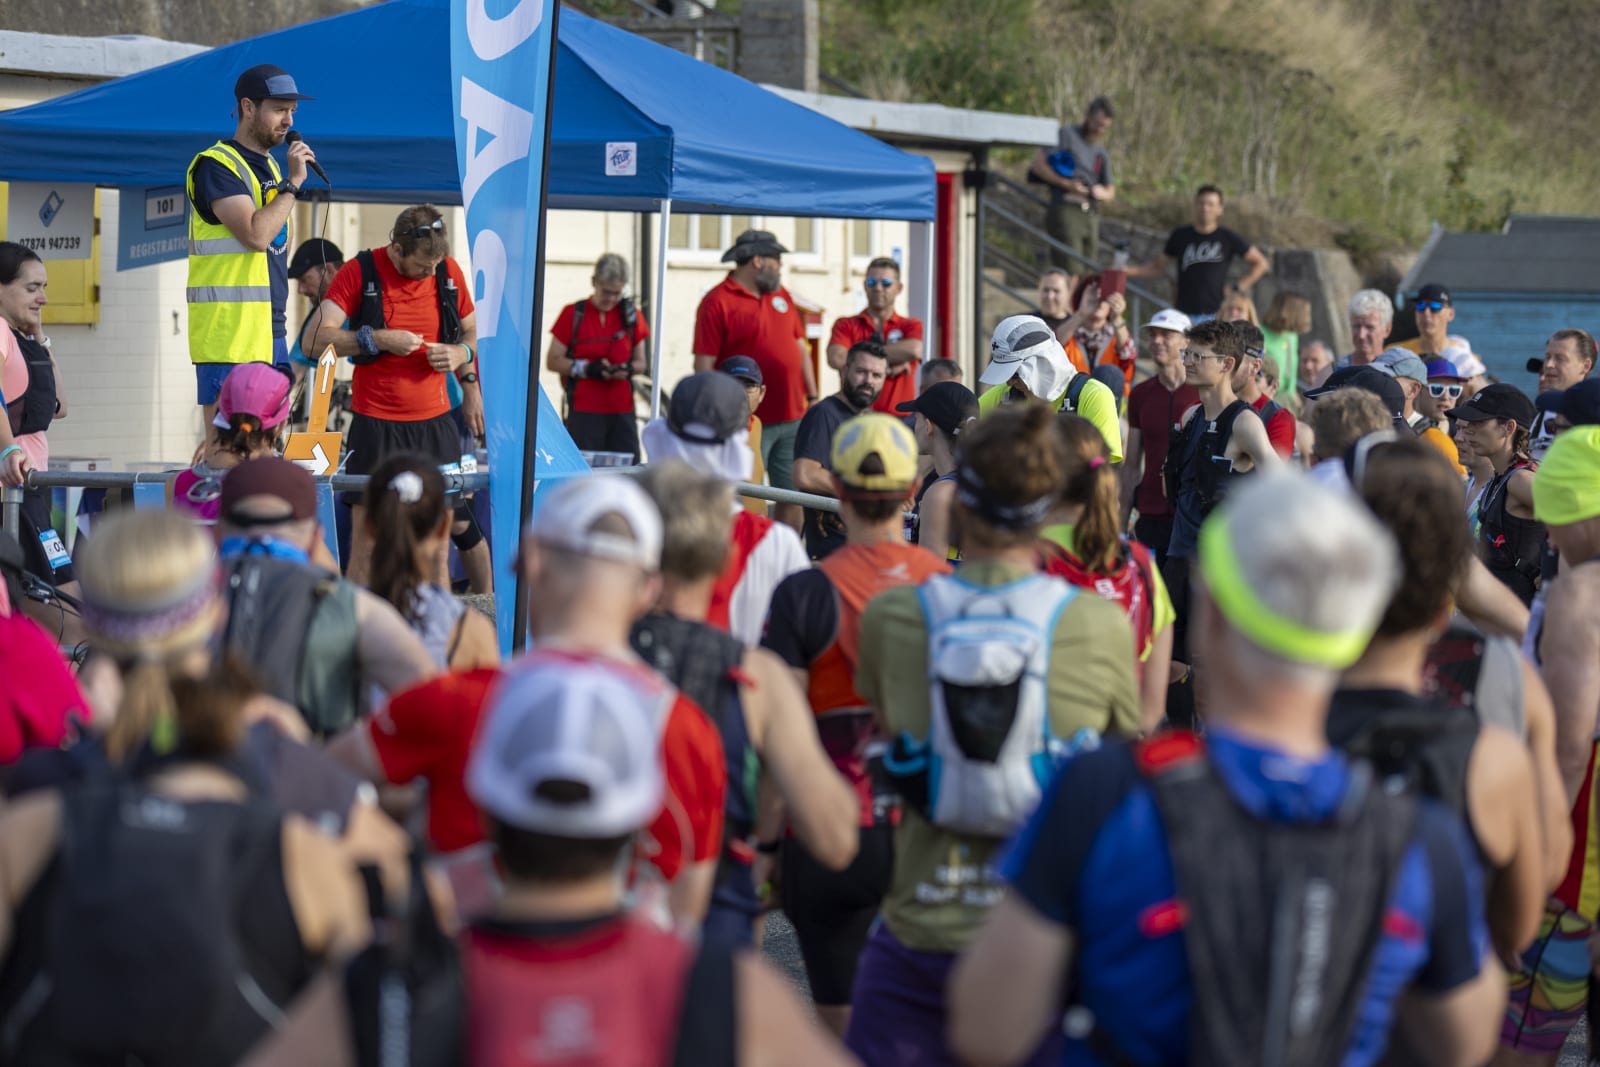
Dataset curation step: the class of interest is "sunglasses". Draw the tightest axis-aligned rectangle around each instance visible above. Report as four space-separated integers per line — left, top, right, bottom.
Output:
863 277 896 289
1413 300 1448 312
1428 382 1464 399
404 218 446 240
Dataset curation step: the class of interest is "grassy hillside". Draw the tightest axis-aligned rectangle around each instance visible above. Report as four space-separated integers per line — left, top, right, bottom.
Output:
818 0 1600 254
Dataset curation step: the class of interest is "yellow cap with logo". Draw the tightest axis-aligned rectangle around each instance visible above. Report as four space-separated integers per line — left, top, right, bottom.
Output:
1534 425 1600 527
830 413 919 496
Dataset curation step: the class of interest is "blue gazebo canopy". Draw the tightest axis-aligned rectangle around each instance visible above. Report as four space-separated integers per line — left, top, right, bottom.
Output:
0 0 936 220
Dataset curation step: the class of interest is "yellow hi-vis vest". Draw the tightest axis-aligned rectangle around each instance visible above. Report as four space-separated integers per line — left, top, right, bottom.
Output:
185 141 286 366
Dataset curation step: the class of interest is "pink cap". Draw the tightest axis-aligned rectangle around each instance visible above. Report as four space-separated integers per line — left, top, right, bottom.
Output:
213 363 292 431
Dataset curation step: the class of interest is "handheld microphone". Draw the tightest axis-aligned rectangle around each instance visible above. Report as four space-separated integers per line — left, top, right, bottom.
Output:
285 131 330 185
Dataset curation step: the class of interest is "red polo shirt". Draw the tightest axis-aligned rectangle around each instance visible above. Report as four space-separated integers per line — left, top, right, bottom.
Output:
829 310 925 415
694 274 807 424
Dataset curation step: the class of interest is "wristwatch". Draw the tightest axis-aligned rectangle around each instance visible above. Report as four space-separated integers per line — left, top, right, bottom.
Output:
278 181 301 198
459 372 479 385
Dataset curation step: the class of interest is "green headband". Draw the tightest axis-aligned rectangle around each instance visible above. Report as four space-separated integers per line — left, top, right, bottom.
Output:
1197 517 1375 669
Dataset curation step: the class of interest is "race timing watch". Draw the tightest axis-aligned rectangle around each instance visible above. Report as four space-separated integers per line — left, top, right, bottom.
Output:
459 372 479 385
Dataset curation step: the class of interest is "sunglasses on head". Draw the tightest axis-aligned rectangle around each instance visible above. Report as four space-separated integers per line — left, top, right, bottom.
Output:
403 218 446 240
1413 300 1447 312
863 277 895 289
1428 382 1463 399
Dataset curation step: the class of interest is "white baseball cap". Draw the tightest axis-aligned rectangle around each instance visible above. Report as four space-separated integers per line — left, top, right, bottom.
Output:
1144 308 1192 334
466 654 666 838
1442 336 1487 379
979 314 1074 403
527 474 662 570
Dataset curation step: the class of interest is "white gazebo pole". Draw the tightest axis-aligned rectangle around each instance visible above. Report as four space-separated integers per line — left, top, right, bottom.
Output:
650 199 673 420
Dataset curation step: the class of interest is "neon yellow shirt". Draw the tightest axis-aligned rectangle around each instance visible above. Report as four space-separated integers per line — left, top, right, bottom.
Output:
978 375 1124 463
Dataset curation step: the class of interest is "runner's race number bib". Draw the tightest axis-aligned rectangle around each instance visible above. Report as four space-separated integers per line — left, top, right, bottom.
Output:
39 528 70 570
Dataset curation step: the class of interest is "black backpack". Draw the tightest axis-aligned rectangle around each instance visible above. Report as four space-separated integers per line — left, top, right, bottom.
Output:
6 781 286 1066
561 296 639 419
1076 734 1417 1067
349 250 463 366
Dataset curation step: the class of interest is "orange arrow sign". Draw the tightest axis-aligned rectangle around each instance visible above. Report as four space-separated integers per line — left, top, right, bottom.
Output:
309 345 337 431
284 431 343 476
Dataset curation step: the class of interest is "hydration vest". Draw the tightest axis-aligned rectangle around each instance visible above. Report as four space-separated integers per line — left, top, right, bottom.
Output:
348 250 463 365
217 550 362 737
630 614 760 923
1423 623 1526 739
1474 461 1545 605
1165 400 1252 523
1076 733 1418 1067
1 780 297 1067
1037 535 1159 662
7 330 56 437
886 572 1080 837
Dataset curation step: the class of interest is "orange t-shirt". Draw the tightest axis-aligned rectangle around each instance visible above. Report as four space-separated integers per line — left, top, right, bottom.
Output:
325 250 476 422
828 310 925 416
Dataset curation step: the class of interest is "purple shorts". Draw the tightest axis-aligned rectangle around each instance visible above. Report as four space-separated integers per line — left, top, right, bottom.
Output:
845 923 1062 1067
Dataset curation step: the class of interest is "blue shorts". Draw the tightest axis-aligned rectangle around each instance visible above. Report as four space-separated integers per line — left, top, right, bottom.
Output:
196 337 290 405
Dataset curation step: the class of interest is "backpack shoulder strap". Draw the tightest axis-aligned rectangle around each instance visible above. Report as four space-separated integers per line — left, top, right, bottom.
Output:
434 259 462 345
297 577 362 739
570 298 587 348
668 943 737 1067
353 251 385 332
1064 372 1088 411
1214 399 1253 441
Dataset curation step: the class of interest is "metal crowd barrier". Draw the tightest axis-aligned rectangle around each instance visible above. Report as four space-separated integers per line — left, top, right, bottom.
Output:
0 464 839 547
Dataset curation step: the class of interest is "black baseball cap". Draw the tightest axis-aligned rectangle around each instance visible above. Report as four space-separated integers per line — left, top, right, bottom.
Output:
287 238 343 279
896 380 980 438
721 229 788 264
718 356 763 386
667 371 749 444
1446 383 1536 426
1414 283 1452 305
1536 379 1600 428
234 64 314 103
1306 365 1407 428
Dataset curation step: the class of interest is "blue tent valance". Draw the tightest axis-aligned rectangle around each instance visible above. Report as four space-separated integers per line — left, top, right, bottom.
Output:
0 0 935 220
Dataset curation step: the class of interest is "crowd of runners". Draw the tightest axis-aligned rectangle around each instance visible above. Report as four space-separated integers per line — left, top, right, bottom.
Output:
1 63 1600 1067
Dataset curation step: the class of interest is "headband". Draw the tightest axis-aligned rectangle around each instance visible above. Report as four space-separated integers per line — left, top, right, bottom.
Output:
80 568 221 649
954 462 1058 531
1197 516 1375 669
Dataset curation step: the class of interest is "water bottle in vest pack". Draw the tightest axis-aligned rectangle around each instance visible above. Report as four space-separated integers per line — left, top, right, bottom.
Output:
886 573 1084 837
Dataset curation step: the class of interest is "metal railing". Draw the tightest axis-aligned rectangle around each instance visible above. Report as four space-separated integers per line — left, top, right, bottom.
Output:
976 171 1171 360
1 465 838 541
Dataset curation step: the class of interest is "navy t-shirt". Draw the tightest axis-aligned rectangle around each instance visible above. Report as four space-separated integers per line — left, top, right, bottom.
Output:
1162 225 1252 317
1002 729 1488 1067
190 140 289 340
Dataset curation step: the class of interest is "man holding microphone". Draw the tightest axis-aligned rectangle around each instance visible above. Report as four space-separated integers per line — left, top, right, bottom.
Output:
186 64 318 430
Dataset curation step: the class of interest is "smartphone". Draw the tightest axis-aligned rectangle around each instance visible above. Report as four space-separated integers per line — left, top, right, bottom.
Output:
1099 269 1127 299
38 191 64 228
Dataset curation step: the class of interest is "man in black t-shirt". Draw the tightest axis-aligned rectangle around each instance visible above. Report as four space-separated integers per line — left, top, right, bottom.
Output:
1129 185 1269 319
791 340 889 559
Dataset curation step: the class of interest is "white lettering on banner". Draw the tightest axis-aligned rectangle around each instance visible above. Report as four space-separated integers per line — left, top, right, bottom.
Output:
458 77 536 212
466 0 543 61
469 229 507 341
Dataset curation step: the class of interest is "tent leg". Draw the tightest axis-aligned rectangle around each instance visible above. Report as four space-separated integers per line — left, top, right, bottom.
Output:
921 219 936 360
650 200 672 421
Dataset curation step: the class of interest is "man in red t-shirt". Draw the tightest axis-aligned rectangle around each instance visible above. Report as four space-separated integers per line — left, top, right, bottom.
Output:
313 204 477 583
546 252 650 463
1121 308 1196 565
693 229 816 531
826 256 925 418
327 473 727 929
